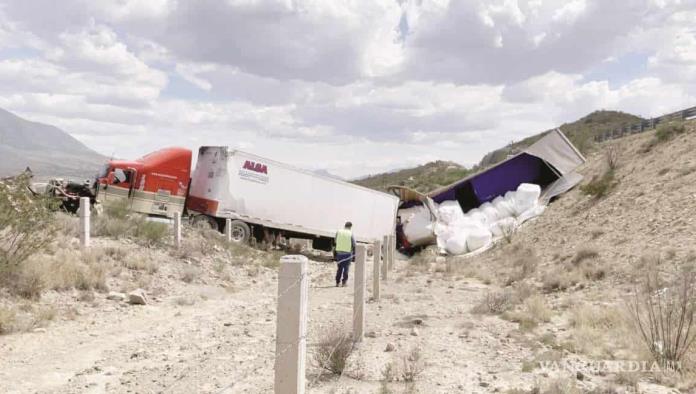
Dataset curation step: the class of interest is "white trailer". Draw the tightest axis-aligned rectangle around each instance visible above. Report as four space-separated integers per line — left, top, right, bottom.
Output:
186 147 399 250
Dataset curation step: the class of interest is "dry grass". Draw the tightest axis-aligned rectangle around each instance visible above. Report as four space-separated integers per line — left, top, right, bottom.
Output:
401 347 425 382
541 267 581 293
569 304 627 358
472 290 514 314
503 295 552 331
313 325 354 375
180 266 200 283
571 248 599 266
122 255 158 274
0 306 16 334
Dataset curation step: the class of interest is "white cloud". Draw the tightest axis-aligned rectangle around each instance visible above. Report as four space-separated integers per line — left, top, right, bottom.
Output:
0 0 695 178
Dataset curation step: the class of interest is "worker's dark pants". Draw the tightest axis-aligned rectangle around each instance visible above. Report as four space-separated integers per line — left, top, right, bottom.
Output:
335 252 353 285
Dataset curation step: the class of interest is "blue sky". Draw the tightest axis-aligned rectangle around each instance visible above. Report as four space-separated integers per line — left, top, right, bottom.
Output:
0 0 694 178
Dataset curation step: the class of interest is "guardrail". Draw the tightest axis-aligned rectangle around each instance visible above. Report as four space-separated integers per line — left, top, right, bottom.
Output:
594 105 696 142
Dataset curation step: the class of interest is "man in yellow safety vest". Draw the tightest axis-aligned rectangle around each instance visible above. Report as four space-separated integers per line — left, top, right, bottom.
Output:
334 221 356 287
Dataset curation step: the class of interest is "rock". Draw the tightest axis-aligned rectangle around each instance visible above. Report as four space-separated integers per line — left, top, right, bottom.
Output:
32 328 47 333
413 318 424 325
410 327 419 336
385 343 395 352
127 289 148 305
107 292 126 301
576 371 585 381
365 331 378 338
479 382 489 387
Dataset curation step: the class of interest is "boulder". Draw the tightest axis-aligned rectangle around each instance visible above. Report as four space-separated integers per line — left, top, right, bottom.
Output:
127 289 148 305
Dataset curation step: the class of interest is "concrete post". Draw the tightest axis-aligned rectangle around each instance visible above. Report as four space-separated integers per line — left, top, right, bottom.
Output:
274 255 309 394
225 218 232 242
372 240 381 302
174 212 182 248
79 197 90 248
353 244 367 342
380 237 389 281
389 235 396 271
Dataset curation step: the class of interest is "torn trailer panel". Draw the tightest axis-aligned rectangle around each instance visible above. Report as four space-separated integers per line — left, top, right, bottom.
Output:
391 129 586 250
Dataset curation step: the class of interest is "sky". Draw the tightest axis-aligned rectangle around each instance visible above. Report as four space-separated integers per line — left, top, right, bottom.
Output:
0 0 695 179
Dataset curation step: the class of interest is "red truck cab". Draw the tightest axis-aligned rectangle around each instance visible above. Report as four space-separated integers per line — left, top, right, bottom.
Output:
96 147 192 217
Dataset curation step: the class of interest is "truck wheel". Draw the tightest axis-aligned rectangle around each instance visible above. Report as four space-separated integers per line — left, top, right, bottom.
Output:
228 220 251 244
193 215 219 231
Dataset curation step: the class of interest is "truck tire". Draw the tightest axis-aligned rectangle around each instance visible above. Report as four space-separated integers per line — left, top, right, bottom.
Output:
193 215 219 231
227 220 251 244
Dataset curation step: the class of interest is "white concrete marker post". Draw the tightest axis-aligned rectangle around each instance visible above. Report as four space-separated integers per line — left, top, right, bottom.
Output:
353 244 367 342
389 235 396 271
274 255 309 394
174 212 182 248
381 235 389 281
225 218 232 242
79 197 90 248
372 240 381 302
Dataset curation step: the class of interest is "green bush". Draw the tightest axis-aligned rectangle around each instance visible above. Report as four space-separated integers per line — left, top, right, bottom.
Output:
94 201 168 246
0 173 56 272
655 121 686 142
580 170 615 199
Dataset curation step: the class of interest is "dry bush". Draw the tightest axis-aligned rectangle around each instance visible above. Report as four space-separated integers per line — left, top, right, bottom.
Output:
542 379 581 394
627 266 696 366
642 121 687 152
506 249 538 285
571 248 599 266
0 306 16 334
313 326 354 375
122 255 158 274
93 200 168 246
401 347 425 382
503 295 552 331
472 290 514 314
48 250 108 292
541 268 581 293
54 212 80 238
581 170 616 199
180 266 200 283
569 304 625 357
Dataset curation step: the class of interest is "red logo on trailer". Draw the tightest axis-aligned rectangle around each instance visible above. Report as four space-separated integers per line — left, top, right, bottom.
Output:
243 160 268 174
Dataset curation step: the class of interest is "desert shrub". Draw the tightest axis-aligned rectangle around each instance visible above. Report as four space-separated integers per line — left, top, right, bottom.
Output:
627 266 696 366
0 174 57 274
506 250 538 284
542 379 581 394
503 295 552 331
133 220 168 246
122 255 157 273
656 121 686 142
401 347 425 382
313 326 354 375
473 290 514 314
0 306 16 334
180 266 199 283
541 268 580 293
581 170 616 199
49 250 108 292
571 248 599 266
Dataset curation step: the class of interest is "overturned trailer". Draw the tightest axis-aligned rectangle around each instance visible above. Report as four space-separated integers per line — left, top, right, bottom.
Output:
392 129 586 250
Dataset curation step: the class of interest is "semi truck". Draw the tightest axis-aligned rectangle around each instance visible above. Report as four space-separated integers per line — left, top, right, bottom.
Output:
93 146 399 250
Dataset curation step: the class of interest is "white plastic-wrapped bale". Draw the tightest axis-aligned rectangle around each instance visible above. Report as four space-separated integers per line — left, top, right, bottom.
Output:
400 205 436 246
480 202 500 224
492 195 516 219
445 233 469 255
466 208 489 227
438 200 466 225
514 183 541 215
467 227 493 251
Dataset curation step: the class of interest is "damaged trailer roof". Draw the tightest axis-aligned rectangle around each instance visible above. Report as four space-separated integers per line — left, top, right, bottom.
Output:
427 129 586 211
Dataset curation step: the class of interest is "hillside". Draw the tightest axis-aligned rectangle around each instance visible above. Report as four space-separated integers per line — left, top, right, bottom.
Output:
353 160 472 193
478 110 643 167
356 110 643 194
0 108 106 180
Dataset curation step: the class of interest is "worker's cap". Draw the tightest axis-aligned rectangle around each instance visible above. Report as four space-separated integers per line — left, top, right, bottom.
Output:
344 221 352 228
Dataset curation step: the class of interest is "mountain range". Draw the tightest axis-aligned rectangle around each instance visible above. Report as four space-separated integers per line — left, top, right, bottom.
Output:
0 108 106 180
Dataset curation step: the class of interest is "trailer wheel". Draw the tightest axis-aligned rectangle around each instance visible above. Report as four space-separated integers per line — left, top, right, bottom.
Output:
228 220 251 244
